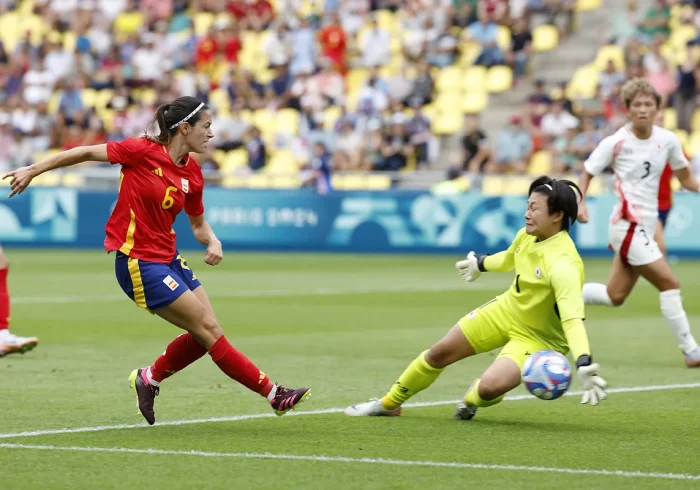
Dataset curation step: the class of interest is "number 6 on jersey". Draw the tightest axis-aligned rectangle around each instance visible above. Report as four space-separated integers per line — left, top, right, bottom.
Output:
162 186 178 210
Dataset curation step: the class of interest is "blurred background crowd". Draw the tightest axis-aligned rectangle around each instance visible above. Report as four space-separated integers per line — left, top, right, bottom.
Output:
1 0 700 192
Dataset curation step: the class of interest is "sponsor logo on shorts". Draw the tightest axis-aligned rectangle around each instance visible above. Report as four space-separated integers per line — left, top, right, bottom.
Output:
163 275 180 291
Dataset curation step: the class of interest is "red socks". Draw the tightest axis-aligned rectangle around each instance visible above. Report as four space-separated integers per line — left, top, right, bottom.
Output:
208 335 274 397
150 333 207 382
0 268 9 331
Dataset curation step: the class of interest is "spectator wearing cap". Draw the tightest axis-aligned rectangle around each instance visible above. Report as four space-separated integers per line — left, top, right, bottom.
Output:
495 115 532 173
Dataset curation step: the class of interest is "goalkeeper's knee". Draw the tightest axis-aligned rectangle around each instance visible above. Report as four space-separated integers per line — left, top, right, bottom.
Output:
465 379 505 408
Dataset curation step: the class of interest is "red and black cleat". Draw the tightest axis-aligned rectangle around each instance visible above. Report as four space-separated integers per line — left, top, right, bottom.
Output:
128 368 160 425
270 385 311 416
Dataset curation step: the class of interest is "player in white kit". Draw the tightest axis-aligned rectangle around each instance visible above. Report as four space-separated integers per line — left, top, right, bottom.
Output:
577 79 700 367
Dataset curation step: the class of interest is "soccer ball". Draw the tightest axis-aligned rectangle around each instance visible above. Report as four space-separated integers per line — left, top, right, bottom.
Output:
521 350 572 400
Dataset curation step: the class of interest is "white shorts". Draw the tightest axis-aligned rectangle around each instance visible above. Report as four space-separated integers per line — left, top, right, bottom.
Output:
608 219 662 267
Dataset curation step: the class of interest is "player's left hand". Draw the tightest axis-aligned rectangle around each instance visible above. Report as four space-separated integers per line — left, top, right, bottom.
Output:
204 240 223 266
577 363 608 406
455 251 481 283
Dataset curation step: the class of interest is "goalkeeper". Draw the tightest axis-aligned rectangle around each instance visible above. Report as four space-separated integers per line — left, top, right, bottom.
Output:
345 176 608 420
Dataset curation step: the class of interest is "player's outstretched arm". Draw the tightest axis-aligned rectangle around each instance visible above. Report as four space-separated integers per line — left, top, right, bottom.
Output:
188 214 223 266
455 230 525 283
2 144 108 198
674 167 700 193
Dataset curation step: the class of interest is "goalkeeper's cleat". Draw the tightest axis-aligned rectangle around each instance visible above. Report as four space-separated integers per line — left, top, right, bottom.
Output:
0 330 38 357
344 398 402 417
684 347 700 368
128 368 159 425
454 381 478 420
270 385 311 416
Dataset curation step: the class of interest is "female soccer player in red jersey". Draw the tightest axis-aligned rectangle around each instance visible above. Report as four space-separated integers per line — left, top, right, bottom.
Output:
3 96 310 424
0 244 38 357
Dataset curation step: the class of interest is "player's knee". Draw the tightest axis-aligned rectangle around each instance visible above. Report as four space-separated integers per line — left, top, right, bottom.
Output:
659 276 680 292
607 289 627 307
201 315 222 339
477 376 507 401
424 346 451 369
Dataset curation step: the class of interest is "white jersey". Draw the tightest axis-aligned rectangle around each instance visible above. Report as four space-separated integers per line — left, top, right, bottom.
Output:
584 124 688 230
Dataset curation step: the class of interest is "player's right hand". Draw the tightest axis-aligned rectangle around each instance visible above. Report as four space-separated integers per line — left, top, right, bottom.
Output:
577 202 589 223
2 166 36 198
455 251 481 283
577 363 608 406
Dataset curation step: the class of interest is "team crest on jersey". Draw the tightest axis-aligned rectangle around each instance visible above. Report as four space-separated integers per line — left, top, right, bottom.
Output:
163 275 180 291
468 310 477 320
181 178 189 193
535 266 541 278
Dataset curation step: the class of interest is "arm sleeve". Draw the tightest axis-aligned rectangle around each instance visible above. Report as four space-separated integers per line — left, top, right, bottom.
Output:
482 228 525 273
550 258 590 359
106 138 147 167
668 134 690 171
583 135 616 176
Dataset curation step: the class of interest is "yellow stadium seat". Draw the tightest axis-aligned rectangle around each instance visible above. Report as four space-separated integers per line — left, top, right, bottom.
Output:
47 92 61 114
81 89 96 108
62 172 85 187
222 176 247 188
93 89 114 111
254 109 276 134
376 10 399 33
221 149 248 173
486 66 513 93
347 68 369 94
323 106 343 131
676 129 689 149
247 173 272 189
567 64 599 99
532 25 559 52
462 65 487 91
691 110 700 132
463 92 488 114
594 45 625 72
671 177 681 192
270 175 301 189
496 26 511 52
576 0 602 11
688 131 700 157
436 66 463 94
367 174 392 190
209 88 230 114
482 175 506 196
664 108 678 131
458 41 482 67
264 150 299 174
63 31 76 52
276 108 300 136
434 92 462 111
32 172 61 187
669 25 697 51
433 109 463 135
587 177 603 196
193 12 215 36
421 104 438 122
528 151 552 175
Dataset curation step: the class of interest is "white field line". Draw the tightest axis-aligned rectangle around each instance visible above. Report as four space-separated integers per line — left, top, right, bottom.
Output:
0 443 698 481
11 284 495 305
1 382 698 441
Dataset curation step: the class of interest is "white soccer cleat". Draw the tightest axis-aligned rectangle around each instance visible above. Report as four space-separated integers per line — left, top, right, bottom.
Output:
0 330 39 357
684 347 700 368
344 398 402 417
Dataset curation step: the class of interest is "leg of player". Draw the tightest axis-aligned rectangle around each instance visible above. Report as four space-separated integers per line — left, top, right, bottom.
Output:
636 258 700 367
130 289 310 425
654 219 667 257
582 253 640 307
0 245 38 357
454 357 522 420
344 324 477 416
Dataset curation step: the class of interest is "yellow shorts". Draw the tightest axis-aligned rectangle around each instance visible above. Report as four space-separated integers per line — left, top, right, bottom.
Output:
458 298 567 369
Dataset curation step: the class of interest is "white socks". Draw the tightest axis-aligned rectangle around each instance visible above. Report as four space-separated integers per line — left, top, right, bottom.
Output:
145 366 160 387
582 283 613 306
660 289 699 354
266 384 278 402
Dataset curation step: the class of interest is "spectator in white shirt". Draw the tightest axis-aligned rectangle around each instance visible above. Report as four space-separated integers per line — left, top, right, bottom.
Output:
541 99 579 139
22 59 58 106
360 17 391 67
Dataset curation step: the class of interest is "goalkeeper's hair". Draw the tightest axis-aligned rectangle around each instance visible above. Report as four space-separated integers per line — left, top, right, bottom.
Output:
528 176 582 232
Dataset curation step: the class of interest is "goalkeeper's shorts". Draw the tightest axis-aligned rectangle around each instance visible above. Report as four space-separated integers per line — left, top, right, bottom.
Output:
458 298 567 369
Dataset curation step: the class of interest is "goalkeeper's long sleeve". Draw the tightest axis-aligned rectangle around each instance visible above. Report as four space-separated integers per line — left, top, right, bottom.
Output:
562 318 591 361
482 251 515 272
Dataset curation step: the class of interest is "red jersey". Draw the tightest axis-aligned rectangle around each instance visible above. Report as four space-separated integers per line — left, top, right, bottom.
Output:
318 25 346 65
105 138 205 263
658 163 673 211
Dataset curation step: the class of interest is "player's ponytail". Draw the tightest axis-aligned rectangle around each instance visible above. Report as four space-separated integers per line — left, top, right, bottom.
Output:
145 96 208 146
528 176 581 232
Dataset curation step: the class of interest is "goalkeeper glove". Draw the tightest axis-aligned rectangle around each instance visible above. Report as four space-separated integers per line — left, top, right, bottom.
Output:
576 355 608 406
455 252 487 283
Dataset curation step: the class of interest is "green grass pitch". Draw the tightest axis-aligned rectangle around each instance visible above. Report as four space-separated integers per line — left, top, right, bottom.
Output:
1 250 699 489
